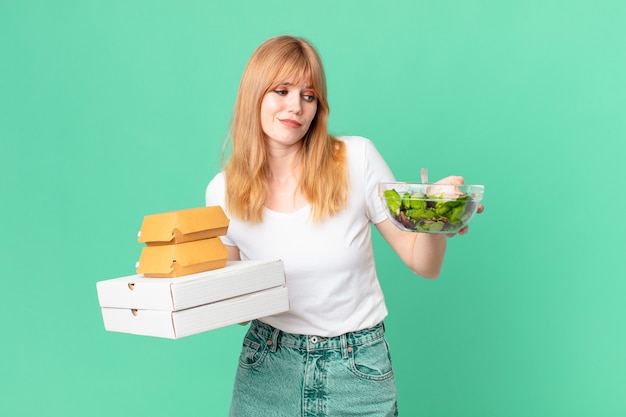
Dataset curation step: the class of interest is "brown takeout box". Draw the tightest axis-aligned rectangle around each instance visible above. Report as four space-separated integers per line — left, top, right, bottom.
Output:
138 206 229 246
136 237 228 278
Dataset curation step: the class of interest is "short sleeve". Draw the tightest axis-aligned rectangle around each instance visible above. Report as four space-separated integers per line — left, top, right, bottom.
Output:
363 139 396 224
205 172 236 246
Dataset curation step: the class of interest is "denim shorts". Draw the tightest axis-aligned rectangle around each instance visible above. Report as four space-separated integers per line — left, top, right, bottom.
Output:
228 320 398 417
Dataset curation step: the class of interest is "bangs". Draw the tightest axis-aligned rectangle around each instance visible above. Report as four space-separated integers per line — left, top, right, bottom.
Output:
269 55 317 91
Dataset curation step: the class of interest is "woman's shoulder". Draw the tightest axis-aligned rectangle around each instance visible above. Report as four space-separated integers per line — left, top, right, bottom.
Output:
205 171 226 206
207 171 225 187
336 135 373 145
336 135 382 157
336 135 378 153
337 135 392 179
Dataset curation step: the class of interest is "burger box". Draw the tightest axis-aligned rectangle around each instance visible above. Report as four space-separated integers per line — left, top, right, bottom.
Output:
136 237 228 278
96 259 289 339
138 206 229 246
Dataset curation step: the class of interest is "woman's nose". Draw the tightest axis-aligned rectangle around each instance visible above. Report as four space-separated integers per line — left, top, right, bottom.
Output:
287 93 302 113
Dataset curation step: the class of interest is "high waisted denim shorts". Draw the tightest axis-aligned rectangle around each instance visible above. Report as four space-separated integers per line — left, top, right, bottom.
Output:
228 320 398 417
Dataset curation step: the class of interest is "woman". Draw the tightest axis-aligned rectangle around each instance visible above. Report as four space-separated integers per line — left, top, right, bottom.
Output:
206 35 483 417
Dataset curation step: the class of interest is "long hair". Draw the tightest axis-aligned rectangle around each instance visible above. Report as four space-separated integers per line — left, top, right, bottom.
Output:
223 35 348 223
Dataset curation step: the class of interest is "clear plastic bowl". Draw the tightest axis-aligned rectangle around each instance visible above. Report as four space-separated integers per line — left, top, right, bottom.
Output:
379 182 484 234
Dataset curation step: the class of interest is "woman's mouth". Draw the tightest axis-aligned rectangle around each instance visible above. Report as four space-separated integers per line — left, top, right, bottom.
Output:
279 119 302 128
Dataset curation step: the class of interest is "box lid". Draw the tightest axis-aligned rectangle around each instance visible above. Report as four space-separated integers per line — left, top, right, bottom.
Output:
138 206 229 245
97 259 286 311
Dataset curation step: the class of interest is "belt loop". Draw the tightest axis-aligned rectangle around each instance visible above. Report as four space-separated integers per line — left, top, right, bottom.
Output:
269 327 280 352
340 333 349 359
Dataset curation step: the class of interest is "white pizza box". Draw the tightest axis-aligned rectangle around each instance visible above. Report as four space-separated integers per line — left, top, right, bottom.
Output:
96 259 285 311
100 286 289 339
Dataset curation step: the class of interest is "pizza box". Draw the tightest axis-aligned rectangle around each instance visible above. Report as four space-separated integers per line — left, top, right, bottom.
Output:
138 206 229 246
100 286 289 339
97 259 286 311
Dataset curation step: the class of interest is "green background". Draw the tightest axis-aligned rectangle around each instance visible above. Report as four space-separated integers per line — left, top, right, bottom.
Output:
2 0 624 416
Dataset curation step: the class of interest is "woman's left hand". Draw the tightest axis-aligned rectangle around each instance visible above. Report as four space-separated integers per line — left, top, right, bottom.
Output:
451 203 484 236
431 175 485 237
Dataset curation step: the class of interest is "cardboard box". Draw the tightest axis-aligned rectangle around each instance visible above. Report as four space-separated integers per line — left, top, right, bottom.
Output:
100 286 289 339
98 260 286 311
138 206 229 246
96 260 289 339
136 237 228 278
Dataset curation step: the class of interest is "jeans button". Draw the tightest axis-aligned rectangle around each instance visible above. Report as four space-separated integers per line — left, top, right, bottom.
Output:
311 336 318 344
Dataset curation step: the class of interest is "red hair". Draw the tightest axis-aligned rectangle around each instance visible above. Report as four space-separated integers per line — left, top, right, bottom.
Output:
223 36 348 223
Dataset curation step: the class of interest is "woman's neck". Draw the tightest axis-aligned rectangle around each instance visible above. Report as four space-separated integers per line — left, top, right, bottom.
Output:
266 143 307 212
267 142 302 182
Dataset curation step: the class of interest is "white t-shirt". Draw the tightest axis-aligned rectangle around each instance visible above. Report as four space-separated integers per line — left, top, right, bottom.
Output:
205 136 395 337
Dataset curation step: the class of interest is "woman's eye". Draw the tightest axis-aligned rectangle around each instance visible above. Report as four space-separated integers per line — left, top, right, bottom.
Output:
273 88 315 102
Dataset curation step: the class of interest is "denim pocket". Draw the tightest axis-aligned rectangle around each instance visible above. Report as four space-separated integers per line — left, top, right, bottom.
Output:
348 337 395 381
238 329 269 370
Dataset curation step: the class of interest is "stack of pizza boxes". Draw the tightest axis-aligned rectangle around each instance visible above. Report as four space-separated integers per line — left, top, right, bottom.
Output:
96 206 289 339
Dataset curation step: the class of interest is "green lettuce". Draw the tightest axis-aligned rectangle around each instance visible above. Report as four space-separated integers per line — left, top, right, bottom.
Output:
383 189 477 233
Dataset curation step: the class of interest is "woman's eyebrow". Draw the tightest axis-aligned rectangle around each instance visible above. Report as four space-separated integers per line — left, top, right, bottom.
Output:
277 81 314 89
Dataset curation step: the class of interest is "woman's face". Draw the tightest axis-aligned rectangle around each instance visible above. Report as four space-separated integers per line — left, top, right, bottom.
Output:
260 81 318 150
